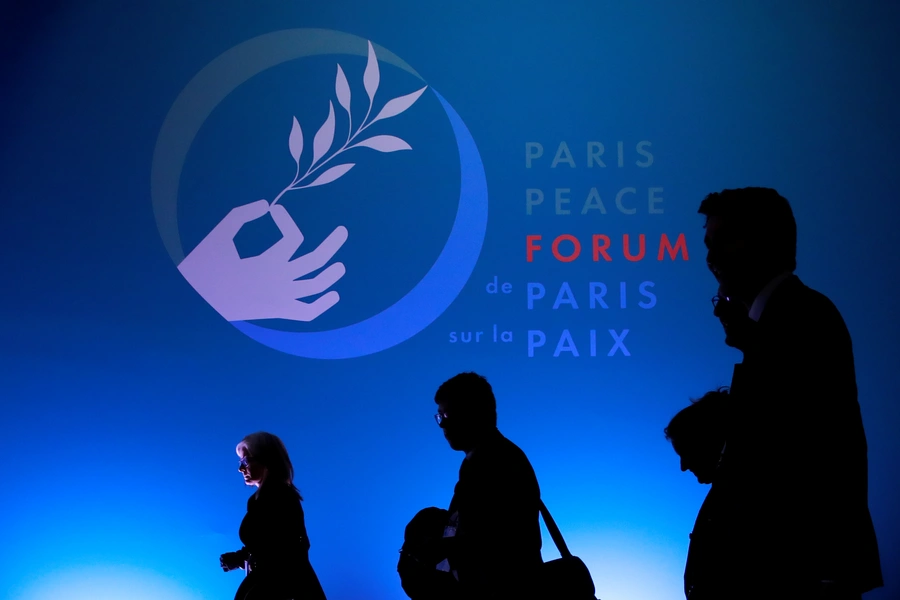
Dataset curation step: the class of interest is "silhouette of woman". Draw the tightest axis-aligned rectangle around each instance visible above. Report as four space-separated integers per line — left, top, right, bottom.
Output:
220 432 327 600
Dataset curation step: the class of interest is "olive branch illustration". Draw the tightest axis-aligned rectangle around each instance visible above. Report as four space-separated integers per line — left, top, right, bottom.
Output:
271 41 427 206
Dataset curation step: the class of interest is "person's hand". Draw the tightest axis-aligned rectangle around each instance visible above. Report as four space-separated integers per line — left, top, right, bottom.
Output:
178 199 348 322
219 551 245 572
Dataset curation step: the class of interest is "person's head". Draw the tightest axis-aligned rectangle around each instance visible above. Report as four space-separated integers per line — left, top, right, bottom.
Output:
398 507 453 600
712 287 755 351
236 431 301 498
665 388 730 484
699 187 797 304
433 372 497 452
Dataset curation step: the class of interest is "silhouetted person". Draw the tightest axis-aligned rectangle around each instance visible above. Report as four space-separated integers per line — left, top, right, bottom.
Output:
398 507 456 600
220 432 327 600
434 372 543 598
665 388 730 599
700 187 882 598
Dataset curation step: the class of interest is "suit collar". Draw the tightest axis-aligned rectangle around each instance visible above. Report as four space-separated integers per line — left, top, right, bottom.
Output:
749 271 794 321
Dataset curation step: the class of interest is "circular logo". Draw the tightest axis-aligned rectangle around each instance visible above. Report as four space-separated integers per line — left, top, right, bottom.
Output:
151 29 488 359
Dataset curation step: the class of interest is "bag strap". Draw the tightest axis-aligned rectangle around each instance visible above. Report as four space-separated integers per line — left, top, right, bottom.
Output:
539 500 572 559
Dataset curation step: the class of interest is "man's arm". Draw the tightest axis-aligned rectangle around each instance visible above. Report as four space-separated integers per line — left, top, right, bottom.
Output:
731 293 862 586
448 455 540 595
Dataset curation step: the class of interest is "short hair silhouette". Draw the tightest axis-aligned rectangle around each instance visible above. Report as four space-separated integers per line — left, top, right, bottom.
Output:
434 372 497 427
398 507 453 600
236 431 302 499
665 387 730 445
698 187 797 272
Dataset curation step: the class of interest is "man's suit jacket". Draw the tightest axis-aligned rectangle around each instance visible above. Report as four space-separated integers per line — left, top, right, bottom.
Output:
444 429 543 598
719 275 882 595
684 485 723 599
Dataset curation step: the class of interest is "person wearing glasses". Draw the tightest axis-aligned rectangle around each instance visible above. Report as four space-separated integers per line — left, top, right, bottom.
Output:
219 431 327 600
699 187 882 599
432 372 542 599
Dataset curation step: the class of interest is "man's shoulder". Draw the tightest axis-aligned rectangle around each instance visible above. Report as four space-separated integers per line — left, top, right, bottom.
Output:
766 276 847 327
463 436 540 507
469 432 537 475
494 432 533 461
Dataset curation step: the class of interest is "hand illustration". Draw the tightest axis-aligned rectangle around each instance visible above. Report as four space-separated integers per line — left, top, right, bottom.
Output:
176 40 427 326
178 199 348 322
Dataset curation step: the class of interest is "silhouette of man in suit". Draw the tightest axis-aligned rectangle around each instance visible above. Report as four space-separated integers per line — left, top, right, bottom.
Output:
434 372 543 599
700 187 883 598
666 388 731 599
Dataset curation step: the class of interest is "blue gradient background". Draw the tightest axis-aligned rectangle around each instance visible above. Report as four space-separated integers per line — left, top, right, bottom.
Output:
2 1 898 599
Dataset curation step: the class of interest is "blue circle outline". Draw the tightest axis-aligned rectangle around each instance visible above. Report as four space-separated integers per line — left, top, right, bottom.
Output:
152 30 488 359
